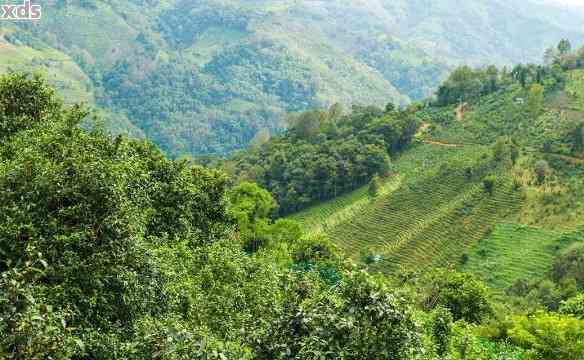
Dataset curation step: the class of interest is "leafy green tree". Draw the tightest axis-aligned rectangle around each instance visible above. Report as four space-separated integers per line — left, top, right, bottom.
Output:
287 109 328 140
0 73 237 357
528 83 545 119
553 244 584 289
0 247 80 358
558 39 573 55
0 73 62 140
507 312 584 359
422 269 492 324
566 120 584 154
534 160 550 185
437 66 484 105
512 65 529 88
229 182 277 223
493 138 508 162
431 307 453 356
483 175 497 195
228 182 277 252
255 272 422 359
510 143 520 165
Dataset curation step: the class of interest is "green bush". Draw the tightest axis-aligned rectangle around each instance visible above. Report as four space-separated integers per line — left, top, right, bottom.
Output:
422 269 493 324
0 73 61 140
553 244 584 289
368 174 381 197
507 312 584 359
254 272 422 359
483 175 497 195
560 293 584 319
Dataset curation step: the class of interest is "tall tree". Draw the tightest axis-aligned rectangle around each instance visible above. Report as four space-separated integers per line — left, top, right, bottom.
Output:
558 39 573 55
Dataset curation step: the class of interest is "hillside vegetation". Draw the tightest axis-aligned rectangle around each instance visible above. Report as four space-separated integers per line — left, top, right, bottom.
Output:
277 41 584 297
3 2 584 357
4 0 584 156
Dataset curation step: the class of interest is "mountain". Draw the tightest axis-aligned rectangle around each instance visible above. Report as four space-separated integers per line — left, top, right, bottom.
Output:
3 0 584 156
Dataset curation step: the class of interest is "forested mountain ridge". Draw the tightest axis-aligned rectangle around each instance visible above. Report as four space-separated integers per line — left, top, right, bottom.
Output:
3 0 584 156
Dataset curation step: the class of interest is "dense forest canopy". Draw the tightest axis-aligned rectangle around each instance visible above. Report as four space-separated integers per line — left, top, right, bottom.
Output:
2 0 584 157
231 104 418 215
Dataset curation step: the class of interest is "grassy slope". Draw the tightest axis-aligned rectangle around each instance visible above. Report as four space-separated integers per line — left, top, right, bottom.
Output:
0 30 93 104
289 175 402 235
323 143 525 275
289 142 521 272
288 142 466 232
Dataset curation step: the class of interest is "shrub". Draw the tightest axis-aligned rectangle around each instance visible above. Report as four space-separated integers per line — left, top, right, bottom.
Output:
431 307 453 356
422 269 492 324
460 253 470 265
255 272 422 359
368 174 381 197
483 175 497 195
553 244 584 289
507 312 584 359
534 160 550 185
560 294 584 319
0 73 61 140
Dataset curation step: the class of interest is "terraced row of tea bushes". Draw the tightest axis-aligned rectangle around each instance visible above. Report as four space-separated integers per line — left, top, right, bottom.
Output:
378 176 523 273
326 144 498 262
288 143 479 232
463 224 565 291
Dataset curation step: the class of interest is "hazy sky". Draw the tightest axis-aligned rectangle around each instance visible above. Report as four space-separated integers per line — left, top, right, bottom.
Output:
546 0 584 7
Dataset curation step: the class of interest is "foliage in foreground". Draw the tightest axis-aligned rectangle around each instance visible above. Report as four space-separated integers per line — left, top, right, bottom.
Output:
0 73 424 359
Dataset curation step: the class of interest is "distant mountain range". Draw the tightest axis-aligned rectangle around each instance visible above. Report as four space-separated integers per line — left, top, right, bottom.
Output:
2 0 584 156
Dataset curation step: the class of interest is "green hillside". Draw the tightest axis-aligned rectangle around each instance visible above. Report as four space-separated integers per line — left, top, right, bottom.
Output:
283 55 584 293
0 29 144 138
4 0 584 156
1 72 541 359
